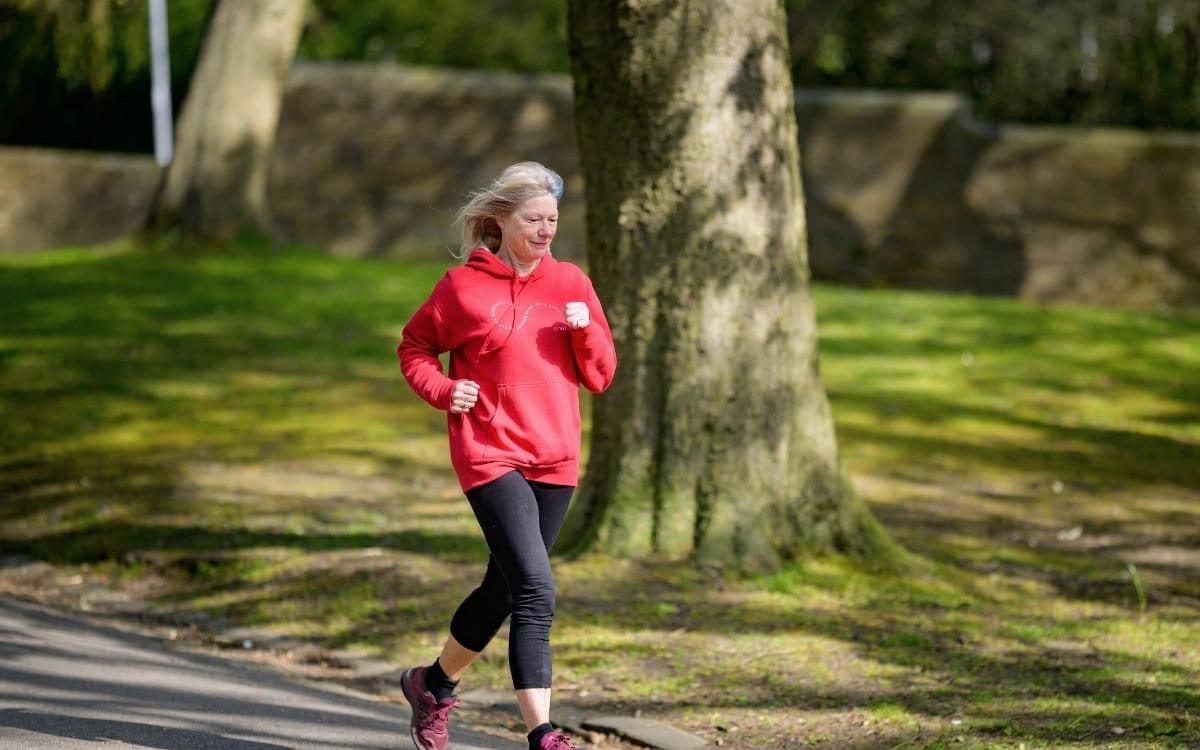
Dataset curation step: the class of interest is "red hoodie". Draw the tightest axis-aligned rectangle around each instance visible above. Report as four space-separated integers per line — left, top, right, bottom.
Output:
398 248 617 491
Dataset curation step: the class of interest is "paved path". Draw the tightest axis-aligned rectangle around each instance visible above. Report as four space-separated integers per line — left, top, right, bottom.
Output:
0 596 522 749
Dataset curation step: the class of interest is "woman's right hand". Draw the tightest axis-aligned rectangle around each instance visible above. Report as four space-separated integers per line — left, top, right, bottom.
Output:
449 379 480 414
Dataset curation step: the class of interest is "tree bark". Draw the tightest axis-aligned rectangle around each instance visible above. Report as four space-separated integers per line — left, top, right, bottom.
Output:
563 0 890 569
153 0 307 239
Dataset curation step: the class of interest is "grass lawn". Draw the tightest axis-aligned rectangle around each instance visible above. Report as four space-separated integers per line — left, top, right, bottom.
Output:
2 238 1198 749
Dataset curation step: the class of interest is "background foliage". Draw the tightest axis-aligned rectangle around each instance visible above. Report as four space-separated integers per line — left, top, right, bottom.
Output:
1 0 1199 152
786 0 1200 130
0 0 213 152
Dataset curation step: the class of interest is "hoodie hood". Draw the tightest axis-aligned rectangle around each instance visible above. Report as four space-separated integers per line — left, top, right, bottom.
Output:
465 247 555 281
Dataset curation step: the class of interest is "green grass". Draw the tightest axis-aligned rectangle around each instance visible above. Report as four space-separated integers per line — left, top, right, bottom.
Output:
2 237 1199 749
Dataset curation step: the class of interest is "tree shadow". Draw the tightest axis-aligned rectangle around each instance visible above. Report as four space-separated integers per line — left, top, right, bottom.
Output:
558 558 1199 746
832 391 1200 488
0 596 415 749
0 246 450 518
3 521 486 565
0 710 293 750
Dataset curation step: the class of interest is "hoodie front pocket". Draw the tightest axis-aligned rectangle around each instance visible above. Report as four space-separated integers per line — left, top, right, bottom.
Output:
488 382 579 465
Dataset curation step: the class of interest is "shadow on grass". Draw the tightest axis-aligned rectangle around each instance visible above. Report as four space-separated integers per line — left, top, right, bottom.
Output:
834 402 1200 488
0 242 462 552
559 558 1198 746
0 243 446 461
2 522 486 565
814 284 1200 411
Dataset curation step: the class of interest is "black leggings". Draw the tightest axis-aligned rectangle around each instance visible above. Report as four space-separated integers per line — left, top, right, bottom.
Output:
449 471 574 689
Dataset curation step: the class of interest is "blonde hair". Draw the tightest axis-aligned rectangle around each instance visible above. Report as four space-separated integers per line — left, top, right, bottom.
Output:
454 161 564 257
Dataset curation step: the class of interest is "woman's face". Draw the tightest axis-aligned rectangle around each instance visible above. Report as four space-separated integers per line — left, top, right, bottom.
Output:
498 193 559 265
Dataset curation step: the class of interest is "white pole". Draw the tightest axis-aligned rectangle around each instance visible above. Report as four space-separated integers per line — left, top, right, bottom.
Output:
148 0 173 166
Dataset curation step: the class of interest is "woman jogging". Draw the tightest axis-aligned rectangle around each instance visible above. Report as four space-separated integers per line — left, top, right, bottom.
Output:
397 161 617 750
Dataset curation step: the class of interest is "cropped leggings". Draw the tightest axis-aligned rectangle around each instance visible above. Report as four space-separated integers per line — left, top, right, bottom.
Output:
449 470 573 690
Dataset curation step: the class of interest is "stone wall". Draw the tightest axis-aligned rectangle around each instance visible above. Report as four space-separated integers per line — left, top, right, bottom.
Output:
968 127 1200 307
0 147 159 252
3 62 1198 307
268 63 585 259
795 89 1200 307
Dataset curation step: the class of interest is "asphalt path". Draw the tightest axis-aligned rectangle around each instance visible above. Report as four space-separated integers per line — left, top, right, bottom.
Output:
0 596 522 749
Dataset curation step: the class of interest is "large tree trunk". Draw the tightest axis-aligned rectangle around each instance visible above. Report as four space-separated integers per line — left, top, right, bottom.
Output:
563 0 890 569
153 0 307 239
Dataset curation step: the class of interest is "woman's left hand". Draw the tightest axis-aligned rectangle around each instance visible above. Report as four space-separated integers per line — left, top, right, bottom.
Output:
565 301 590 329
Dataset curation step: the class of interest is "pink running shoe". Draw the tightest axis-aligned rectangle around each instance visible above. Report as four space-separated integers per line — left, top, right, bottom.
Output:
399 666 460 750
538 729 582 749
